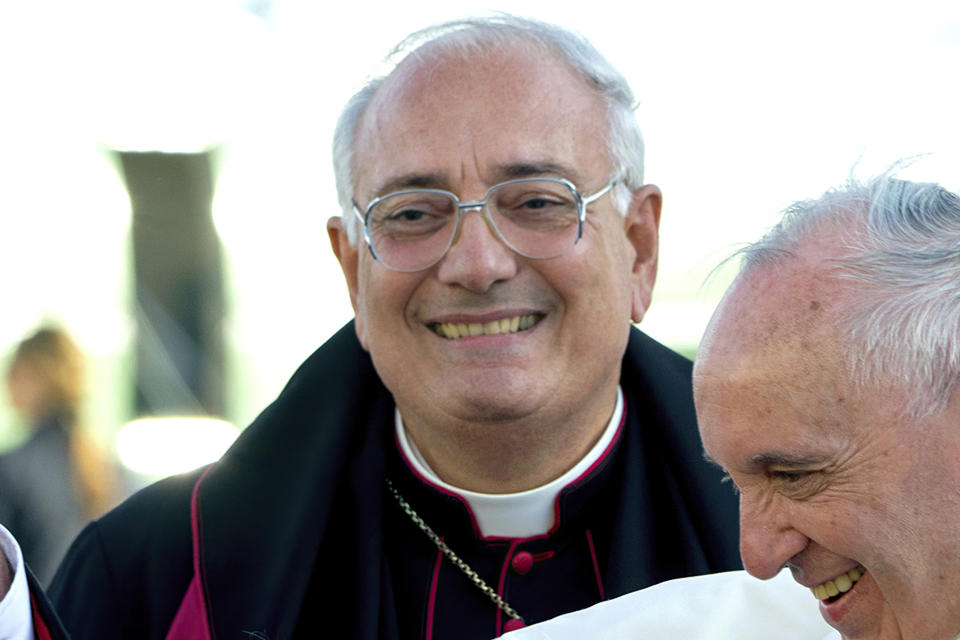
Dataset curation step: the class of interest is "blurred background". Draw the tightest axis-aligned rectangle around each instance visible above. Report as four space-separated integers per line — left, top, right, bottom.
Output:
1 0 958 486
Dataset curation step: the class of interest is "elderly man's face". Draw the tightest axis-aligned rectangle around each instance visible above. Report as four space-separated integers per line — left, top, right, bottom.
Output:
694 262 960 640
330 49 659 454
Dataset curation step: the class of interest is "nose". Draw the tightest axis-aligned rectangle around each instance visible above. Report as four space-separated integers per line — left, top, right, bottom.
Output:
435 206 518 293
738 494 809 580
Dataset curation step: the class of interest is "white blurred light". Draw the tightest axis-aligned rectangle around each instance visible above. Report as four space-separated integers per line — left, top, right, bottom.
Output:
115 415 240 476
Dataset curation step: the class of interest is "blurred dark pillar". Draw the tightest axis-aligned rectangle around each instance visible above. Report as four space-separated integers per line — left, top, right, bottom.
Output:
118 151 225 416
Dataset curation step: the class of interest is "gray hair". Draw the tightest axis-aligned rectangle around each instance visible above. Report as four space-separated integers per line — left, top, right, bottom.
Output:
332 14 645 245
737 170 960 419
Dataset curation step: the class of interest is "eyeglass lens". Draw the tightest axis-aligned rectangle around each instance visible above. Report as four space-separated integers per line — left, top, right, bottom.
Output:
366 179 581 271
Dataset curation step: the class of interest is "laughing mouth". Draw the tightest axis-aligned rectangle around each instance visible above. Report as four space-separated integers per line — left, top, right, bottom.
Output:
811 565 866 602
431 314 540 339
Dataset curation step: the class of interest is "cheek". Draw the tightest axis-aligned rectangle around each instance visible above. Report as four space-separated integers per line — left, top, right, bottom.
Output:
353 260 380 351
599 232 639 313
564 236 633 316
355 264 422 349
796 494 887 562
553 265 626 332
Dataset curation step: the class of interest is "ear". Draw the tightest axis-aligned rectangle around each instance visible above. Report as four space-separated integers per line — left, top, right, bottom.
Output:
327 216 368 350
623 185 662 323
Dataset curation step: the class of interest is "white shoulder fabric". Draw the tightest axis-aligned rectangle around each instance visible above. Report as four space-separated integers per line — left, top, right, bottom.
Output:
500 569 839 640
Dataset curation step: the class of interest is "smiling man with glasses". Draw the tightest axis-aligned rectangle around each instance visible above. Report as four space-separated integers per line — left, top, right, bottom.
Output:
4 14 741 640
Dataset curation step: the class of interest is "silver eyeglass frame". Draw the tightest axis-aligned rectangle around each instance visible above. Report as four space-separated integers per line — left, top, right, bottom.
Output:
352 177 617 272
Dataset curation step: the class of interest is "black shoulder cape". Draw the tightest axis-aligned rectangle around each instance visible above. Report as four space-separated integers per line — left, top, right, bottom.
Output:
50 322 740 638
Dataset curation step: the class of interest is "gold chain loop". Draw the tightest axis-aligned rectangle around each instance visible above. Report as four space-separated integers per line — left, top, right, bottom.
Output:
385 478 525 624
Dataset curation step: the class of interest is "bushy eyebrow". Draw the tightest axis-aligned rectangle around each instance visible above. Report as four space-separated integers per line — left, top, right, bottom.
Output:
374 172 448 196
498 161 580 181
701 449 828 471
749 452 829 468
370 161 583 198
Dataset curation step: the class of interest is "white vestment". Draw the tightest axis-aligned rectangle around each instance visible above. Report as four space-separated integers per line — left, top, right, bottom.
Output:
501 569 839 639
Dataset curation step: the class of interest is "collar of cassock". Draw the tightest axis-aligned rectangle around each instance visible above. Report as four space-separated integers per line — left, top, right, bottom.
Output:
394 386 624 539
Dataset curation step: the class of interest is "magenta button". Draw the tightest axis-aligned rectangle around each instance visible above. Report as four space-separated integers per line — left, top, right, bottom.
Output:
511 550 534 575
504 618 526 632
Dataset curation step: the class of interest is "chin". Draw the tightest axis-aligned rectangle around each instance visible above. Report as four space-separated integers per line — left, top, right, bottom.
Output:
451 394 540 424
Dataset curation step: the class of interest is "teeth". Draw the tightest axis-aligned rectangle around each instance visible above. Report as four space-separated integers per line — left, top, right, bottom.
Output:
434 314 539 339
811 565 866 601
834 574 852 592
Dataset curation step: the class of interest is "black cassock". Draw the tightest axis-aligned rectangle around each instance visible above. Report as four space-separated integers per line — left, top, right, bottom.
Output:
50 323 740 639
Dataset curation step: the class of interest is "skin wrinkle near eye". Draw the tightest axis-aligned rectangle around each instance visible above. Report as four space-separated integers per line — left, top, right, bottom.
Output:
722 451 836 502
768 469 811 483
766 448 871 504
768 471 824 501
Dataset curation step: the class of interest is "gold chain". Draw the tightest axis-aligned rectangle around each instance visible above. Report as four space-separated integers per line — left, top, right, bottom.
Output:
385 478 525 624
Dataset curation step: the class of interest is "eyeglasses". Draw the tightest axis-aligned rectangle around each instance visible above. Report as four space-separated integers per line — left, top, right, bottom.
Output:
353 177 616 272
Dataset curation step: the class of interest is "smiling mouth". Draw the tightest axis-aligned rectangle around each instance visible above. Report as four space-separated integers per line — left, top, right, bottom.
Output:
811 565 866 603
431 314 540 339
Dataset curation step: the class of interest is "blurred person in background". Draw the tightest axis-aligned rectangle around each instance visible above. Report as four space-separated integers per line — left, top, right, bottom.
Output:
0 326 120 586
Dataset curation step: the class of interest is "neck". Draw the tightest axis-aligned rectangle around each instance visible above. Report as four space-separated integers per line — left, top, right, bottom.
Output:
398 385 620 493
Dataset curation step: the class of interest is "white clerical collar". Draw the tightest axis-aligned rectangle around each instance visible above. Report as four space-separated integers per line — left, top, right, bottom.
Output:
395 387 624 539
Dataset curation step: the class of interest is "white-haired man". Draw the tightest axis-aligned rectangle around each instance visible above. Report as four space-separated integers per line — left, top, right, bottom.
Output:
696 173 960 639
504 171 960 639
0 15 740 639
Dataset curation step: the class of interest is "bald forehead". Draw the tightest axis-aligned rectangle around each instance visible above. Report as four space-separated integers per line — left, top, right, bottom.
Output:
696 257 847 394
371 39 580 107
360 47 600 139
692 222 892 450
701 222 862 356
733 263 830 340
351 45 610 199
